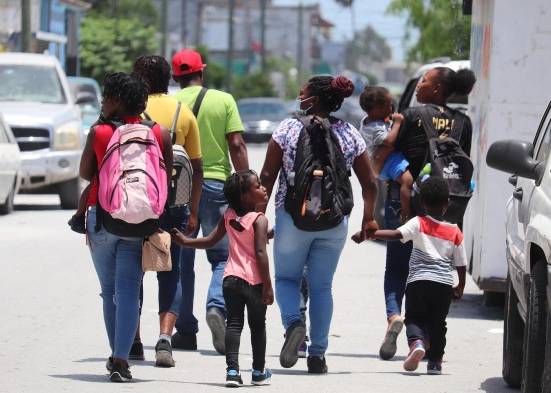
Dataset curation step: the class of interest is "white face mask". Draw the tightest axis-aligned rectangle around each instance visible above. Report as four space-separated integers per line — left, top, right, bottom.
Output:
295 97 314 116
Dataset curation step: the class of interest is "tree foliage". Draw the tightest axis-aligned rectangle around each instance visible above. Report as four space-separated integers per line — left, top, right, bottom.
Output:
196 45 226 89
346 25 392 70
80 17 159 82
387 0 471 62
233 72 276 100
80 0 159 82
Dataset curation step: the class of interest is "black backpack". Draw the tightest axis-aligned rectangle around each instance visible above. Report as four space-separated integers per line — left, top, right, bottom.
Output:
284 116 353 231
412 105 474 224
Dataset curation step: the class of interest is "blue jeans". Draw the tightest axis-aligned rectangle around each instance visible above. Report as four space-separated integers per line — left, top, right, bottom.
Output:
87 207 143 360
274 208 348 356
384 182 412 318
175 180 228 334
157 205 188 315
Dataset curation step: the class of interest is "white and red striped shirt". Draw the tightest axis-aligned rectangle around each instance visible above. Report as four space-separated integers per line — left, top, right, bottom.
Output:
398 215 467 286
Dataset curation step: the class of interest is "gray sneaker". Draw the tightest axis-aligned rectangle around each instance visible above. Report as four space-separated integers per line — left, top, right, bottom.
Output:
155 339 175 368
280 321 306 368
206 307 226 355
379 316 404 360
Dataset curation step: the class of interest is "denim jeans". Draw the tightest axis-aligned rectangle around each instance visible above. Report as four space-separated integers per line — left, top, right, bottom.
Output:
274 208 348 356
223 276 267 372
87 207 143 360
175 180 228 334
384 182 412 318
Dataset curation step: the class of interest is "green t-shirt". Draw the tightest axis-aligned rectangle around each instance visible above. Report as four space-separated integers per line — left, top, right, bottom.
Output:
174 85 244 181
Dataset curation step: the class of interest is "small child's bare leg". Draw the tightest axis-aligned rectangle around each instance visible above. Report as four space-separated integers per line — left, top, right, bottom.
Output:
396 170 414 223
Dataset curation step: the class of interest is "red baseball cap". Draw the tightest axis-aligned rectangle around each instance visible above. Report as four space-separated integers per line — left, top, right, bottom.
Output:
172 49 207 76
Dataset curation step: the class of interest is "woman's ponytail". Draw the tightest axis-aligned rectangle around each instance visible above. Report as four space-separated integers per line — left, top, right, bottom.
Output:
454 69 476 96
434 67 477 99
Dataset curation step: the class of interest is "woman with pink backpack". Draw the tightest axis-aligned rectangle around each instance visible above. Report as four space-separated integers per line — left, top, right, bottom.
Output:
79 72 173 382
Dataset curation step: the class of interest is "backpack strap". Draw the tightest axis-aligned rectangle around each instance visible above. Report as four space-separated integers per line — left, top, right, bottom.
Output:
143 112 152 121
417 104 439 139
170 101 182 145
192 87 208 118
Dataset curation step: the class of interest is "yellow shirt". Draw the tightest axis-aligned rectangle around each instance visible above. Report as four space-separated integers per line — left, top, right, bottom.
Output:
143 94 202 159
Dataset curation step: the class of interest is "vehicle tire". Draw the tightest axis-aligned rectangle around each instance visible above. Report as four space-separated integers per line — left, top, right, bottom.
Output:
521 260 548 393
58 177 80 210
542 306 551 393
0 179 16 215
502 275 523 388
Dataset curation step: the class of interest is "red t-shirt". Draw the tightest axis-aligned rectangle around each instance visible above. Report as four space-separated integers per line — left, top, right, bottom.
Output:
86 117 164 206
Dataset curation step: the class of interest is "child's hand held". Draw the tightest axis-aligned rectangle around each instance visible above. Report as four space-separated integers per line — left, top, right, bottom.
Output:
170 228 188 246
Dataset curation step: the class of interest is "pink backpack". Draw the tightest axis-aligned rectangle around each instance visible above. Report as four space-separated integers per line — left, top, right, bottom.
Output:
98 123 167 227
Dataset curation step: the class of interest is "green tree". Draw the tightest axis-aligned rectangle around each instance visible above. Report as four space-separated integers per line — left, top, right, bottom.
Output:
87 0 159 26
233 72 276 100
80 17 159 81
387 0 470 62
80 0 160 81
347 25 392 70
196 45 226 89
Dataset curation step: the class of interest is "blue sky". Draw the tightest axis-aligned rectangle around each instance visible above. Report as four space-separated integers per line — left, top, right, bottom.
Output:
273 0 409 62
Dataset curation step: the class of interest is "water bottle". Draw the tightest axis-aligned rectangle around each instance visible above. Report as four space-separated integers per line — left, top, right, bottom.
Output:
305 169 323 217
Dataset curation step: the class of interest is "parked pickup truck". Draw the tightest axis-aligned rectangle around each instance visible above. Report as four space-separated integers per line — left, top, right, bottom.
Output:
0 53 85 209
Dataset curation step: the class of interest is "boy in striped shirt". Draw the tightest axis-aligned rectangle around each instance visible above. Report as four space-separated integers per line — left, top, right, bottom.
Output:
354 177 466 374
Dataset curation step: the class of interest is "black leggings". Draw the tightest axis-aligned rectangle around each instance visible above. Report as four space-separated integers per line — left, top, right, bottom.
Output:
223 276 267 372
405 280 453 361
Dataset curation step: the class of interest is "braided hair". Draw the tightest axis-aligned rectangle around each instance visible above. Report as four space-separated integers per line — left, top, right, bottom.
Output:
223 170 258 215
133 55 171 94
102 72 148 116
307 75 355 113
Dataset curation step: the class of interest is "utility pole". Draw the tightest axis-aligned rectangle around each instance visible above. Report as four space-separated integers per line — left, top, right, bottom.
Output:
21 0 32 52
160 0 168 58
296 1 303 80
226 0 236 91
260 0 267 72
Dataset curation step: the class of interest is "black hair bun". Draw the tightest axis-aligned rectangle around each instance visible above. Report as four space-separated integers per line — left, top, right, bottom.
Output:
454 69 476 96
331 76 355 98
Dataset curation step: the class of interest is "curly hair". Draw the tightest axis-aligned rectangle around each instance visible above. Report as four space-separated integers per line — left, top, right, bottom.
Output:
307 75 354 113
420 177 450 208
223 170 258 215
133 55 171 94
359 86 390 113
102 72 148 116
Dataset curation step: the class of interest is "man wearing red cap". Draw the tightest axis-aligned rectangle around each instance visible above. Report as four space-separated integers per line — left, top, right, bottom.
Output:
171 49 249 355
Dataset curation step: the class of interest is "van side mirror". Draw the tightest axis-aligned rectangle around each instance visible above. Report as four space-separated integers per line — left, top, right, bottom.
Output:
486 139 545 181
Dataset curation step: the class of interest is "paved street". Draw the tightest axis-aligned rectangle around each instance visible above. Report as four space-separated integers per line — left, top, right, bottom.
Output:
0 145 514 393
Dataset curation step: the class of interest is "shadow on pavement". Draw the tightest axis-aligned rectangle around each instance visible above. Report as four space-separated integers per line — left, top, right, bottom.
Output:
271 368 351 376
49 373 153 383
448 293 503 321
328 352 406 361
480 377 517 392
15 203 61 211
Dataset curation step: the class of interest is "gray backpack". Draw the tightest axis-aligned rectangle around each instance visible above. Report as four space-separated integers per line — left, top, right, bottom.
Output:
145 101 194 207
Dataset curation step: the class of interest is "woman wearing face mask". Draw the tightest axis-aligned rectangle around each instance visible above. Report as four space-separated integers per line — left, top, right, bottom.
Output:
377 67 476 362
260 75 379 374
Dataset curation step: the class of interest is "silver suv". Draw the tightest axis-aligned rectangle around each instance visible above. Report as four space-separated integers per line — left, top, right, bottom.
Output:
487 100 551 392
0 53 84 209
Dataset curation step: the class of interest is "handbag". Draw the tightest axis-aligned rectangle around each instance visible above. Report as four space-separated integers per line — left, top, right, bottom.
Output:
142 230 172 272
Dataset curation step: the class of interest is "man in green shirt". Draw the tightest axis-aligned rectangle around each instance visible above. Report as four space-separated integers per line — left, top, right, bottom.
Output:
171 49 249 355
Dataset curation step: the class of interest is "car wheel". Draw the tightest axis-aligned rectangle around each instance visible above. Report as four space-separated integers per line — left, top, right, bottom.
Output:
503 275 523 388
521 260 548 393
58 177 80 210
542 305 551 393
0 179 16 215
